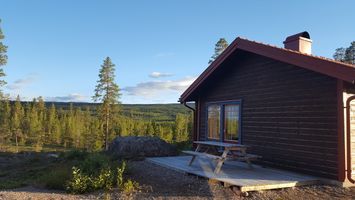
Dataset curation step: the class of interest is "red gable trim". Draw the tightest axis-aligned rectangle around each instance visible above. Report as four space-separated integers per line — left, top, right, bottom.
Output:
180 37 355 102
179 37 241 102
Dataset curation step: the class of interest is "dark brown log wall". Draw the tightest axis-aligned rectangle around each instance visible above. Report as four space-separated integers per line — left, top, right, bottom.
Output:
197 50 338 179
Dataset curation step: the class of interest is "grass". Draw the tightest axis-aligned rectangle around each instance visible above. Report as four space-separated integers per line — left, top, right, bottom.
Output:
0 149 131 194
0 144 77 153
0 152 57 189
0 145 77 190
37 165 72 190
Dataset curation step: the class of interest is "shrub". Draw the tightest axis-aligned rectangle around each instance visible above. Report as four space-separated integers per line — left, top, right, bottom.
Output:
66 167 91 194
91 167 114 191
116 161 126 188
122 179 139 194
66 165 116 193
63 153 138 194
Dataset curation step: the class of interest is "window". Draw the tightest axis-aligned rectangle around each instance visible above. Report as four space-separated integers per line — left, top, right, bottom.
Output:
224 105 240 141
207 101 241 142
207 105 220 139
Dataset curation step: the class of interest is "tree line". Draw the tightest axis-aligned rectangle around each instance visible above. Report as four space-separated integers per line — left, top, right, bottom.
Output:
333 41 355 64
0 95 192 151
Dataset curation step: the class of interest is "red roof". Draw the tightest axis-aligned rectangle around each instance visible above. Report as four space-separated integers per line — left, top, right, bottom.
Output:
180 37 355 102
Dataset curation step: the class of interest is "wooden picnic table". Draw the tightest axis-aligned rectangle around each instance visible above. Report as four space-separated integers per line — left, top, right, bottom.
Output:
182 141 260 174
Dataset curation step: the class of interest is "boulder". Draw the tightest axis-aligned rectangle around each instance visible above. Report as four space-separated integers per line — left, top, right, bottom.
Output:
108 136 178 158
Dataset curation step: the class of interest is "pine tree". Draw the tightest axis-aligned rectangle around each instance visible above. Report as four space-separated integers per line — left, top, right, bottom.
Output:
208 38 229 64
333 41 355 64
93 57 121 150
0 19 7 99
333 48 346 62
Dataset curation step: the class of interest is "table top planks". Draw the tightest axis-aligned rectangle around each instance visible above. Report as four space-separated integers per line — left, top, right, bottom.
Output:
193 140 248 148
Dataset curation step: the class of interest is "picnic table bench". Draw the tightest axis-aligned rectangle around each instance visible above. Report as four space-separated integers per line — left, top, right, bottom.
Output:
182 141 261 174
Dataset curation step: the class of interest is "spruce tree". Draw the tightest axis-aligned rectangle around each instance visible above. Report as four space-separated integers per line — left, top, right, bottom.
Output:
344 41 355 64
63 103 75 147
22 102 31 144
46 103 61 144
174 113 189 142
0 19 7 99
29 98 42 148
208 38 229 64
93 57 121 150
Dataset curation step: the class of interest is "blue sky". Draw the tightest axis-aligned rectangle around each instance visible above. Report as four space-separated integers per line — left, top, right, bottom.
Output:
0 1 354 103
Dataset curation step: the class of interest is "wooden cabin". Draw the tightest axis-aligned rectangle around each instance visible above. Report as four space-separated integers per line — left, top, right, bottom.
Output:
179 32 355 186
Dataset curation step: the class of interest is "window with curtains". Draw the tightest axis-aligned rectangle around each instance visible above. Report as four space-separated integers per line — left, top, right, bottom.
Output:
207 105 221 139
207 101 241 142
224 104 240 141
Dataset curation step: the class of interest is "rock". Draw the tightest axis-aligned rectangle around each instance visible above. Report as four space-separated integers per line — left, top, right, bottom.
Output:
46 153 59 158
108 136 178 158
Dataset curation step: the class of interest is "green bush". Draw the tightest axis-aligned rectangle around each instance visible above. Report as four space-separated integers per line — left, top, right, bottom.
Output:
91 167 114 191
122 179 139 194
66 167 91 194
59 152 137 194
116 161 126 188
66 165 116 193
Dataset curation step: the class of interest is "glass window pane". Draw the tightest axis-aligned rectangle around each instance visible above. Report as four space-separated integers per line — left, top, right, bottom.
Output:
208 105 220 139
224 105 239 141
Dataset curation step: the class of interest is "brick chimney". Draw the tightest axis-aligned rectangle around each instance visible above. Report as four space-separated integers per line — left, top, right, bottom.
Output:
283 31 312 54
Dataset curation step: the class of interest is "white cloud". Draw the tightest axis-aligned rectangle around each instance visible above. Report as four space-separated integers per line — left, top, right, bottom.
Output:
45 93 88 102
123 76 197 97
6 74 38 90
149 72 174 78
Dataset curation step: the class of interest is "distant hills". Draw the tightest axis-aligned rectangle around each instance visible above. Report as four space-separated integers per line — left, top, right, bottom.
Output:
43 102 193 122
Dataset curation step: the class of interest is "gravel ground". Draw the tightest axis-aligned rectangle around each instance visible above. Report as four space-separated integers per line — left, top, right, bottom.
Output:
0 160 354 200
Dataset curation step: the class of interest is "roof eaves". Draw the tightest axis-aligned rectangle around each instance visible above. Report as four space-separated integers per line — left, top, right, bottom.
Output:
179 37 242 102
180 37 355 103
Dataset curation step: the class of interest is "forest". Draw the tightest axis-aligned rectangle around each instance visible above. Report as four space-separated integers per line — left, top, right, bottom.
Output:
0 96 193 152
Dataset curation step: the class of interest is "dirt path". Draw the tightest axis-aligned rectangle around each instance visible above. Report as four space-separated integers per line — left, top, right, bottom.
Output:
0 160 354 200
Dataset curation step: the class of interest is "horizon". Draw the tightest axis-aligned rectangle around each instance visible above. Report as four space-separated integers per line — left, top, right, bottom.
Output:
5 99 183 105
1 1 354 104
